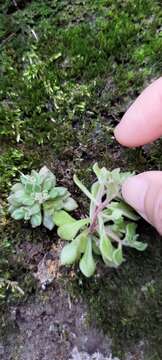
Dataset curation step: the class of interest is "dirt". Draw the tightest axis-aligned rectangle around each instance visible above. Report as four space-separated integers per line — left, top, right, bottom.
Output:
0 279 145 360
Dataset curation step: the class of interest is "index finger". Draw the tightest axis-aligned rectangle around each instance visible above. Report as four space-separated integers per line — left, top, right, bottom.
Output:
114 77 162 147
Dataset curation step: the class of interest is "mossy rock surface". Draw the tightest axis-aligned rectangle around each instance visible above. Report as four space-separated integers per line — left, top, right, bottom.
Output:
1 1 162 359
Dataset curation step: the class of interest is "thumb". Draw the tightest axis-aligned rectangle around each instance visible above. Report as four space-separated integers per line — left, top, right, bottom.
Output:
122 172 162 234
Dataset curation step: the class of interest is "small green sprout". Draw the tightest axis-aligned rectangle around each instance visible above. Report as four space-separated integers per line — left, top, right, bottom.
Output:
55 163 147 277
8 166 77 230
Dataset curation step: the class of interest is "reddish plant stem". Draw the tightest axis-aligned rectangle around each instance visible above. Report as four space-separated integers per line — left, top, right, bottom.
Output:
89 198 108 233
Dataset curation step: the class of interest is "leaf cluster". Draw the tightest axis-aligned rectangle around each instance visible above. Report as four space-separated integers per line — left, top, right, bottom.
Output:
55 164 147 277
8 166 77 229
8 163 147 277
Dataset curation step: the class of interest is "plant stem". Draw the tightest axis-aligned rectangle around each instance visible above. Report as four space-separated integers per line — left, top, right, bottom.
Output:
105 227 122 245
89 198 108 233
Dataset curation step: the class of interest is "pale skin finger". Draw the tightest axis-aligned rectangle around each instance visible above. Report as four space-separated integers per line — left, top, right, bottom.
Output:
122 172 162 234
114 77 162 147
114 78 162 233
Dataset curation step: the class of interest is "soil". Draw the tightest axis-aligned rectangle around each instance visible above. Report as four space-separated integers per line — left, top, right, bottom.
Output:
0 280 144 360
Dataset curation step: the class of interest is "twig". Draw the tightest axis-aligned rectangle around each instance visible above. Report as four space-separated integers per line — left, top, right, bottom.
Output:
12 0 19 9
0 278 24 295
0 33 16 47
30 28 38 41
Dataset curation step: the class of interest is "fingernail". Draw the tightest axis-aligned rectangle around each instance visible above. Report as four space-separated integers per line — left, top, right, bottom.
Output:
122 176 149 215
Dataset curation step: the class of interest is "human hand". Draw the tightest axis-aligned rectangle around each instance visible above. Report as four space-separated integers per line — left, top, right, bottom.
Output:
114 77 162 234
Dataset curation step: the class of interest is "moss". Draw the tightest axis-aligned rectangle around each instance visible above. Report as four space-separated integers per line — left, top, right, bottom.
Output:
0 220 36 306
1 0 162 148
0 146 41 196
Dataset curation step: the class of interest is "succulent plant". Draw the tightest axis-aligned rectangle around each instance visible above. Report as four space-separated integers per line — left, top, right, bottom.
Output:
8 166 77 230
55 163 147 277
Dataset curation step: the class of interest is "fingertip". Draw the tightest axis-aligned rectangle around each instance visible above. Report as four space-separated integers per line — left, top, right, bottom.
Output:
114 124 134 147
114 125 122 144
121 174 149 214
114 77 162 147
122 171 162 231
114 119 138 147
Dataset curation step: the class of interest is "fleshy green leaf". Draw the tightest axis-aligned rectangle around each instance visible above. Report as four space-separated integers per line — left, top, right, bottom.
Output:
24 208 31 220
128 241 147 251
25 181 34 194
108 218 126 235
43 177 55 192
8 205 15 214
43 200 55 213
102 257 118 267
92 237 101 255
106 169 134 200
75 230 88 253
39 166 50 177
33 181 41 193
20 173 30 186
54 210 76 226
31 170 39 178
100 234 114 262
23 196 35 206
119 171 134 185
31 212 42 227
93 163 108 184
63 197 78 211
8 194 21 207
93 163 102 179
122 223 147 251
79 237 96 277
43 212 54 230
14 190 35 206
123 223 138 243
106 180 120 201
54 187 68 197
60 230 88 266
11 190 25 203
74 174 98 205
103 208 123 222
99 216 114 262
50 198 65 211
58 218 90 241
11 183 24 192
39 166 56 185
30 204 40 215
112 246 124 266
106 201 139 221
48 188 60 199
60 240 80 265
12 207 25 220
